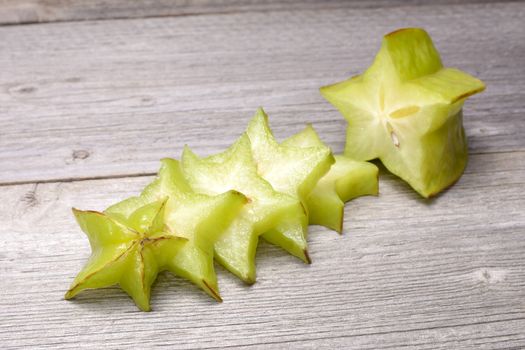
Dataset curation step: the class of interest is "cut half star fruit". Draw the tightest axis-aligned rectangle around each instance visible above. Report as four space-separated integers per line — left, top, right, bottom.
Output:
105 158 247 302
66 159 246 310
321 28 485 197
284 124 379 233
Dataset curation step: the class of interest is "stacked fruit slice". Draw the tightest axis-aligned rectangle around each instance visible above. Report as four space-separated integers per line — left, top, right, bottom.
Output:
66 108 378 311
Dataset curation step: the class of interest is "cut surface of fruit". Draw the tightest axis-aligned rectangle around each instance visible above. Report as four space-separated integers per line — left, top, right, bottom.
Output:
66 201 187 311
181 135 301 283
284 125 379 232
67 159 246 309
321 28 485 197
246 109 334 260
107 158 247 301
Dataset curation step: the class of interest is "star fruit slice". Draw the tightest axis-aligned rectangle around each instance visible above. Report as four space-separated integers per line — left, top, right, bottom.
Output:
245 109 334 259
65 199 187 311
320 28 485 197
283 124 379 233
181 134 302 284
67 159 247 309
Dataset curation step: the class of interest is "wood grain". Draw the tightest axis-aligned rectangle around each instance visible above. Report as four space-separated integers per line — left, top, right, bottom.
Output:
0 2 523 185
1 1 524 348
0 151 524 349
0 0 514 25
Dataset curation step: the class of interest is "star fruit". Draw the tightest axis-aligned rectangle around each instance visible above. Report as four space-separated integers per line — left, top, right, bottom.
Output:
320 28 485 197
181 134 302 283
66 159 246 310
245 109 334 257
283 125 379 233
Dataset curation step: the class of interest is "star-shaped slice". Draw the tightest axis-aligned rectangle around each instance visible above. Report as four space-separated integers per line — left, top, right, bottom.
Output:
284 125 379 233
67 159 246 310
245 109 334 259
65 199 187 311
105 158 247 302
181 134 302 283
320 28 485 197
246 108 334 200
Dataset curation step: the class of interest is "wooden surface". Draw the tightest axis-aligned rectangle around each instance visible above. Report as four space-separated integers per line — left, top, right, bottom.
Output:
0 0 513 25
1 1 524 349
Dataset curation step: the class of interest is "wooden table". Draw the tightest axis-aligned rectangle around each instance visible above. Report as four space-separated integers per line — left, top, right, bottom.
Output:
1 1 524 348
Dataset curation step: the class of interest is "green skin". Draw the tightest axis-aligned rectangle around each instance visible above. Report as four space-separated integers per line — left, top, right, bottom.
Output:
283 125 378 233
66 159 246 311
321 28 485 198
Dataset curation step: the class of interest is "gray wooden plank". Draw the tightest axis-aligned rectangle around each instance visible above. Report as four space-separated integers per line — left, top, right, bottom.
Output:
0 0 514 26
0 150 524 349
0 2 523 184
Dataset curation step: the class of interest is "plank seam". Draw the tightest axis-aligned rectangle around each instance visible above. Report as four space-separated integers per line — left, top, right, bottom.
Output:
199 316 525 349
0 0 521 28
0 149 522 187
